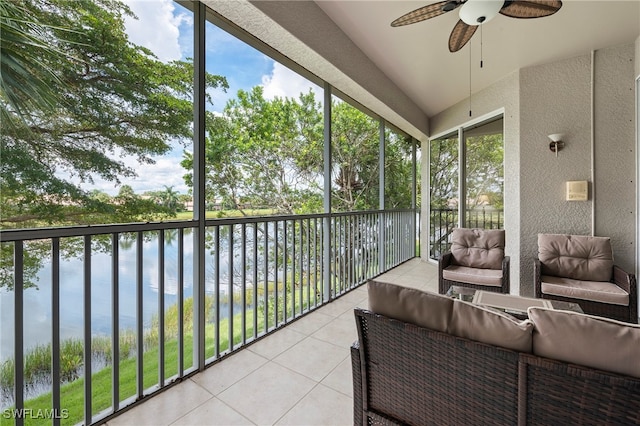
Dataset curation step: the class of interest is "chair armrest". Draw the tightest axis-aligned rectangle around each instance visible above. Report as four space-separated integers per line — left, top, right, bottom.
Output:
501 256 510 293
613 266 638 323
612 265 634 293
438 252 454 294
534 259 543 298
439 251 454 269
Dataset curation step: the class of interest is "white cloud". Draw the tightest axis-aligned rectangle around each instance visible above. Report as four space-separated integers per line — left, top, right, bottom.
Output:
261 62 322 101
64 144 190 196
123 0 189 62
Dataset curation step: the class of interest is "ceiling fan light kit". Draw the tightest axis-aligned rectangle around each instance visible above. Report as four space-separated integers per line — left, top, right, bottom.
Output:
459 0 503 25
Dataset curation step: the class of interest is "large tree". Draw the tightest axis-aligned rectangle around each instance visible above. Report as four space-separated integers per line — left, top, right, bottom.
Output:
182 87 325 215
1 0 227 228
183 87 416 216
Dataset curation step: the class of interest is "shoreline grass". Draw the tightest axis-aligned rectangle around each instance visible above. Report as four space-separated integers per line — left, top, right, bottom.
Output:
1 285 319 426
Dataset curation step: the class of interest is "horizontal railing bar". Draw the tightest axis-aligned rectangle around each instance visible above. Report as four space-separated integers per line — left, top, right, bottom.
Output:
0 221 197 242
0 209 417 242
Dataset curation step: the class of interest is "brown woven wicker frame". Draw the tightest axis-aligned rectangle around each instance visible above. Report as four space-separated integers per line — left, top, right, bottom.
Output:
438 251 510 295
518 354 640 425
352 308 520 426
534 259 638 323
352 308 640 425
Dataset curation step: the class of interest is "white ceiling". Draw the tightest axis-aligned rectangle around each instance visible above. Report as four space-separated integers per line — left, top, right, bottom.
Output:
315 0 640 117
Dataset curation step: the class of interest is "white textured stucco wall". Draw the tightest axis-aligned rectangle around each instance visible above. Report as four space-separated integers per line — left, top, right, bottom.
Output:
520 44 636 295
593 44 636 272
519 54 594 295
429 43 636 297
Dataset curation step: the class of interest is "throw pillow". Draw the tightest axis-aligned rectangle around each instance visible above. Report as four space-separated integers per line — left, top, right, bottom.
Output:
449 299 534 353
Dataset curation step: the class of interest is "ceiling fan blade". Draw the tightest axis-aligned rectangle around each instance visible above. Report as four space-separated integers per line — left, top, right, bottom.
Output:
499 0 562 19
449 19 477 52
391 1 459 27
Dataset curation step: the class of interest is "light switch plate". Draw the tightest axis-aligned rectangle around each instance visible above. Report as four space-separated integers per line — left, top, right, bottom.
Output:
566 181 588 201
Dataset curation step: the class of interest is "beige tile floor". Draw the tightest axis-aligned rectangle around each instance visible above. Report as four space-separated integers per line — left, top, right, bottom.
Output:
105 257 438 426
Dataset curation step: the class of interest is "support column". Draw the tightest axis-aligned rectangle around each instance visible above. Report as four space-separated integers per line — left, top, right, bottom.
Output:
193 1 206 370
378 120 386 271
323 83 332 302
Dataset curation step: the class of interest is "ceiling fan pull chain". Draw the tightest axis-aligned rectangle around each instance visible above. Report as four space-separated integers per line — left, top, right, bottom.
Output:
480 24 483 68
469 41 472 117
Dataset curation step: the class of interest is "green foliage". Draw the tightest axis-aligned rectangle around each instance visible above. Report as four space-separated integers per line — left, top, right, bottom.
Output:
1 0 227 228
429 127 503 211
430 136 459 209
184 88 416 216
183 87 325 215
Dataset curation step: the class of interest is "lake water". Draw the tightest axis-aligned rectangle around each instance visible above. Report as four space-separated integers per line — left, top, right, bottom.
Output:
0 230 246 361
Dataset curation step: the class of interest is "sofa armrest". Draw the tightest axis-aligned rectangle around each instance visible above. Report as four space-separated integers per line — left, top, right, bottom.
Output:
533 259 543 298
351 340 364 426
613 266 638 323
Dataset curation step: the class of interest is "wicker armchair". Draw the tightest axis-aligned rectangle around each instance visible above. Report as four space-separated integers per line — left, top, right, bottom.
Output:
438 228 510 294
534 233 638 323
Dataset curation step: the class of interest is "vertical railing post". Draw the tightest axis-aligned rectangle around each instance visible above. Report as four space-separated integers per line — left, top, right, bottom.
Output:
83 235 92 424
177 229 184 376
52 238 61 426
136 232 144 399
158 230 165 386
228 224 234 351
111 233 120 412
14 241 24 426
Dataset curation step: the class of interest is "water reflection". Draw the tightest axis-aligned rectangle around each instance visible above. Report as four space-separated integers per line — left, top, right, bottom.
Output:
0 229 248 361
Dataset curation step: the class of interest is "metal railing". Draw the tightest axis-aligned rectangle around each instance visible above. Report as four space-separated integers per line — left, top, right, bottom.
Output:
0 209 417 425
429 208 503 259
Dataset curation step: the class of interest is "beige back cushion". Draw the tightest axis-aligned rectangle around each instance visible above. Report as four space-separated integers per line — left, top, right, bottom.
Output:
449 300 533 353
537 234 613 282
367 280 453 333
367 280 532 353
529 307 640 378
450 228 505 270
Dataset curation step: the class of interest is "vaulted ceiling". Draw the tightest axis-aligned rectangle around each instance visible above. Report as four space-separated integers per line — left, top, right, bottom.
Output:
315 1 640 117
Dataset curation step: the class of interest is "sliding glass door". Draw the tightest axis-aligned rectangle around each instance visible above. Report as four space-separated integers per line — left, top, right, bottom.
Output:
429 116 504 260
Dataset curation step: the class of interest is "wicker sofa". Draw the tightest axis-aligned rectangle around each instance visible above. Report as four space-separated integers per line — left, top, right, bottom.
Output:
352 281 640 425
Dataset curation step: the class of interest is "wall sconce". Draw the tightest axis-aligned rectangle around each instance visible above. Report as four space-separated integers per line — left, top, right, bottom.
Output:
548 133 564 157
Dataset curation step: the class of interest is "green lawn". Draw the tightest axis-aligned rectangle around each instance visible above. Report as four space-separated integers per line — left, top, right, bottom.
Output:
172 209 276 221
2 288 318 426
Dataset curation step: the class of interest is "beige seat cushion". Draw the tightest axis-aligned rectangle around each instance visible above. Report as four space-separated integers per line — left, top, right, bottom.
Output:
443 265 503 287
449 300 533 353
538 234 613 282
450 228 505 270
367 280 453 333
529 307 640 378
541 275 629 306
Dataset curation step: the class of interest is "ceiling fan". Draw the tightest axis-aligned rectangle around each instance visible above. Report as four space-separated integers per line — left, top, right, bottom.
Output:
391 0 563 52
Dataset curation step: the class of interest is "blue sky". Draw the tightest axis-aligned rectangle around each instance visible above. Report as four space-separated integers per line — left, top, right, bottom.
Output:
82 0 321 196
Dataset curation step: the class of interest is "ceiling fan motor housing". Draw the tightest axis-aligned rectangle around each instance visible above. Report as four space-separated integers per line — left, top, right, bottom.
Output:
459 0 504 25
